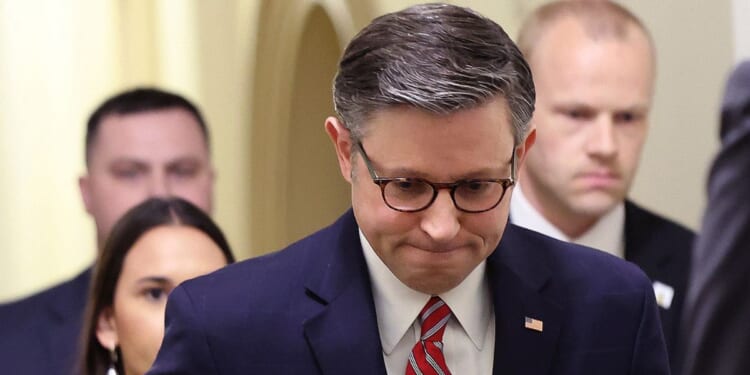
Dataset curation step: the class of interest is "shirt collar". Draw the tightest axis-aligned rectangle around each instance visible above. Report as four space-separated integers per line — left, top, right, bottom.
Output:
359 230 492 354
510 183 625 257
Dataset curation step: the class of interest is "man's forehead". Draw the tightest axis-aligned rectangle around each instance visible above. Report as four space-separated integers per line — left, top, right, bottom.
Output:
88 134 209 169
363 99 514 136
358 100 516 176
97 109 203 136
91 110 207 150
106 155 206 166
550 98 651 112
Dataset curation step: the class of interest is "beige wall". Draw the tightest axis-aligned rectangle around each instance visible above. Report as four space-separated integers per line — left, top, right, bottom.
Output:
0 0 262 301
0 0 737 301
0 1 126 301
733 0 750 62
618 1 733 230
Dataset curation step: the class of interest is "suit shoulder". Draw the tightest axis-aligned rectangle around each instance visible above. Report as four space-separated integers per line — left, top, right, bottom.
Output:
177 220 344 306
502 225 654 293
0 268 90 363
626 200 694 241
0 269 90 320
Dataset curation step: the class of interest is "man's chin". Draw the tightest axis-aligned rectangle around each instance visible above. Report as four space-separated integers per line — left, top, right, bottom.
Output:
402 273 463 295
570 192 623 217
574 203 620 219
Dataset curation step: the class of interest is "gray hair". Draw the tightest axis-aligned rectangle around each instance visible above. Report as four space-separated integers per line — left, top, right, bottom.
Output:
333 3 535 145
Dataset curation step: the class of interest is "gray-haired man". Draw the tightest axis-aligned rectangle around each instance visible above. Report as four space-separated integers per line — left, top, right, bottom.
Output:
148 4 668 374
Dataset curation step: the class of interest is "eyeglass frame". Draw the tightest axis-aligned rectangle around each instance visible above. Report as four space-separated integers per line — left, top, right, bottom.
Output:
355 142 517 213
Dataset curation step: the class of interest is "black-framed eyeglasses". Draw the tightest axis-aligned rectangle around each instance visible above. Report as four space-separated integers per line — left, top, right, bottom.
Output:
356 142 517 213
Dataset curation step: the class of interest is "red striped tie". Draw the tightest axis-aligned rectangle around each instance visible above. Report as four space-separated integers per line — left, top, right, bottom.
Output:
405 297 453 375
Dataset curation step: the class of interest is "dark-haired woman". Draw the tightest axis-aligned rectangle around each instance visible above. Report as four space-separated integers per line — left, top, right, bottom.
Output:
79 197 235 375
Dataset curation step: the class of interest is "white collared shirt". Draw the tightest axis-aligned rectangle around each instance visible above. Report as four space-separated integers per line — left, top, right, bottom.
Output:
360 230 495 374
509 183 625 258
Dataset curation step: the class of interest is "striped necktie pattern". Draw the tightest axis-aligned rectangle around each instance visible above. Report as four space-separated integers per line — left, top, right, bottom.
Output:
405 296 453 375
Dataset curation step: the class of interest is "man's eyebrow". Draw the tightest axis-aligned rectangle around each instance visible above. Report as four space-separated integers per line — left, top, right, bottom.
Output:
108 158 149 168
617 104 650 113
377 166 512 181
553 102 595 111
109 157 145 163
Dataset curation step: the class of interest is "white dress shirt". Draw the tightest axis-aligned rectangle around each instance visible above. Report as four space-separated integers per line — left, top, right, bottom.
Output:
360 230 495 374
509 183 625 258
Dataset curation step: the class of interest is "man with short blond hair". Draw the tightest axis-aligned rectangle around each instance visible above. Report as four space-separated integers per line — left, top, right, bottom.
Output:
511 1 693 369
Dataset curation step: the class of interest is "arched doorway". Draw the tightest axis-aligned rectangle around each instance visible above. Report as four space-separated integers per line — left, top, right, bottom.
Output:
249 0 371 254
285 5 350 244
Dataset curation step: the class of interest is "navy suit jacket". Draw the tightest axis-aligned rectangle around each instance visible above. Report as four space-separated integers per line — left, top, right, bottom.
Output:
0 268 91 375
681 60 750 375
624 200 694 369
148 210 668 374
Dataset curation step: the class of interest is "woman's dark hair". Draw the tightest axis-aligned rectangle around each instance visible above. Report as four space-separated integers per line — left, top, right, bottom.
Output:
78 197 235 375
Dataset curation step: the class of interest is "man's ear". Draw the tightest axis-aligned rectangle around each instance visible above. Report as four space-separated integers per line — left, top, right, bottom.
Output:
324 116 354 183
78 175 94 215
514 127 537 170
95 307 118 351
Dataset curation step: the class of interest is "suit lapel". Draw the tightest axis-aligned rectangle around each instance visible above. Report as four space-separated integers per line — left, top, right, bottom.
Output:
623 200 675 272
302 211 387 375
489 225 562 375
300 216 565 375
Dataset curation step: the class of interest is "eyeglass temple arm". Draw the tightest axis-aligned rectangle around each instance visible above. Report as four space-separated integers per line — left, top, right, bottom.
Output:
510 145 519 182
356 142 380 180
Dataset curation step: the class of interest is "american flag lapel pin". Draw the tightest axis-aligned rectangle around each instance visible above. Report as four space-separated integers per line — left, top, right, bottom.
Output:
524 316 543 332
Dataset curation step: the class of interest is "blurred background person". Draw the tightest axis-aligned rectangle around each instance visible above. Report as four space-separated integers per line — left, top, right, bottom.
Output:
510 0 693 368
79 197 235 375
680 60 750 375
82 198 234 375
0 88 216 374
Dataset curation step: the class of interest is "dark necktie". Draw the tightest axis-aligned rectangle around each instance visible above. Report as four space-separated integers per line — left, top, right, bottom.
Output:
405 296 453 375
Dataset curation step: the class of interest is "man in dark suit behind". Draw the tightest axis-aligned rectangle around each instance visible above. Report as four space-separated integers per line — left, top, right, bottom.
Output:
680 60 750 375
148 4 669 374
508 1 693 368
0 88 216 374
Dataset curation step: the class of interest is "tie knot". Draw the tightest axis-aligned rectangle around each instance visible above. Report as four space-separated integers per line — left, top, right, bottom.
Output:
419 297 452 342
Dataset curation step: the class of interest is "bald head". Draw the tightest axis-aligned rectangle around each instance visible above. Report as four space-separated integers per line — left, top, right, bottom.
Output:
518 0 655 63
515 0 656 237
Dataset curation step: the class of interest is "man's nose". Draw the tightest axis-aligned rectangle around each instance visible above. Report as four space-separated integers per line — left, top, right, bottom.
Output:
419 190 461 243
147 173 171 197
585 116 617 158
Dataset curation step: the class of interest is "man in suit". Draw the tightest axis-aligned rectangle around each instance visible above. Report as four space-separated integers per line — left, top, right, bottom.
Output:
680 60 750 375
148 4 668 374
509 1 693 368
0 88 216 374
